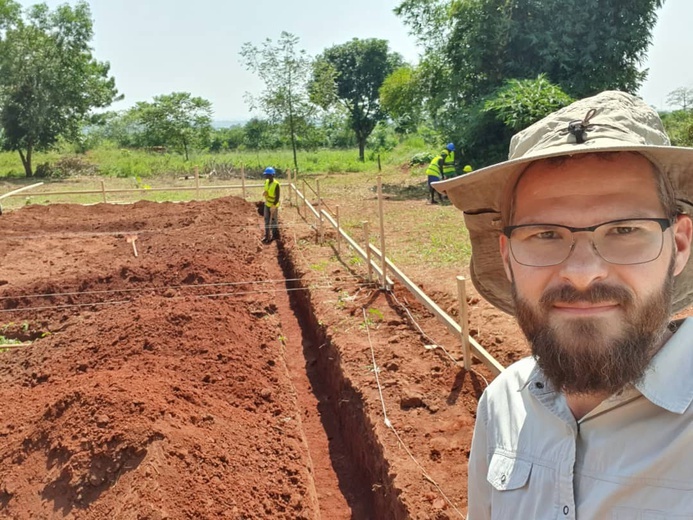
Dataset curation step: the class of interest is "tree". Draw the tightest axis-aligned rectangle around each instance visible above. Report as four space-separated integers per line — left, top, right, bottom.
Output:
666 87 693 111
311 38 403 161
661 110 693 148
240 32 314 173
129 92 212 160
379 65 423 134
483 75 574 133
0 1 120 176
396 0 664 166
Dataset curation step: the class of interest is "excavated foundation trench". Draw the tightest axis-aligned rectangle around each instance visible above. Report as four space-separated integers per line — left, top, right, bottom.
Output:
272 242 408 520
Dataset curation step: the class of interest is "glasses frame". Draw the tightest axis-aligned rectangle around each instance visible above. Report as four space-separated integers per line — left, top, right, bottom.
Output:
502 217 673 267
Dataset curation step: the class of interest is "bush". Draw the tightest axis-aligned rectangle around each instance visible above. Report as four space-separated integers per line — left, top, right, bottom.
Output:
409 152 434 166
35 156 98 178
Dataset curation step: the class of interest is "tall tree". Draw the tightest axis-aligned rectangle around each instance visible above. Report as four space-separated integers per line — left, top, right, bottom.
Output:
240 32 313 173
0 1 119 176
311 38 403 161
129 92 213 161
666 87 693 111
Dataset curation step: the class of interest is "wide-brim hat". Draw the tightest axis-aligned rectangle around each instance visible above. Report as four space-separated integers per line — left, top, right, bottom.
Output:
433 90 693 315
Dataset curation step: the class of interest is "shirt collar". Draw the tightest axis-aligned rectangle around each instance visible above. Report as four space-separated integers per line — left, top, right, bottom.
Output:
634 317 693 414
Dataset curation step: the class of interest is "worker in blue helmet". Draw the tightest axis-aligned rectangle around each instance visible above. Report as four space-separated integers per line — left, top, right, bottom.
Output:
261 167 280 244
441 143 456 178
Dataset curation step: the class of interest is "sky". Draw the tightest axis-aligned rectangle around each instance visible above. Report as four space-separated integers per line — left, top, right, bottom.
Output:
14 0 693 120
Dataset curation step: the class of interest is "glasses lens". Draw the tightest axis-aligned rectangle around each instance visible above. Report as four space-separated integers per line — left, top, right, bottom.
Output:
593 219 665 264
509 225 573 266
508 219 667 267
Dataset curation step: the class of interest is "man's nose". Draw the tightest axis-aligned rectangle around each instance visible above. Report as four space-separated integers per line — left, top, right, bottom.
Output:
556 233 609 290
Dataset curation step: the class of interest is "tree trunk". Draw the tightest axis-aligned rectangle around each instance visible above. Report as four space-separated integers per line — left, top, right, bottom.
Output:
18 145 33 177
288 103 299 173
182 137 189 161
357 136 366 162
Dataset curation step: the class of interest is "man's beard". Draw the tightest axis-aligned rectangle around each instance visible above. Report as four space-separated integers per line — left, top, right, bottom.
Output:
513 260 674 395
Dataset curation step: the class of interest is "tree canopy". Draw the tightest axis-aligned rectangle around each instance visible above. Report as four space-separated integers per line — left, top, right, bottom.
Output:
240 31 314 172
0 0 119 176
129 92 213 161
311 38 403 161
396 0 664 166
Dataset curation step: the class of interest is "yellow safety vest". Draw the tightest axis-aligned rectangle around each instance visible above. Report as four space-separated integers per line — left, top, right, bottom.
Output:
425 155 444 179
264 179 280 208
442 150 455 177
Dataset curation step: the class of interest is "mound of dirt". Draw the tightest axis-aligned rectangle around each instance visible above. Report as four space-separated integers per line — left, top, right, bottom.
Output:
0 198 318 519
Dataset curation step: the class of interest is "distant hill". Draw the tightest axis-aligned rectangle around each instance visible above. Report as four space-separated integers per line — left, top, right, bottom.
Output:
212 120 246 129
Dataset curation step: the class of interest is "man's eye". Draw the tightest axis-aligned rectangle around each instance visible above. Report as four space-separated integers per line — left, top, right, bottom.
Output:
609 226 638 235
529 230 560 240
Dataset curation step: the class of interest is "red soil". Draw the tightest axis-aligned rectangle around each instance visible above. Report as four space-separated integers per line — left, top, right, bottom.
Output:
0 196 527 519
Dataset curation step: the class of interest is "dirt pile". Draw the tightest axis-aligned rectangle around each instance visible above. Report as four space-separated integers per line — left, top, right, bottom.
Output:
0 198 318 519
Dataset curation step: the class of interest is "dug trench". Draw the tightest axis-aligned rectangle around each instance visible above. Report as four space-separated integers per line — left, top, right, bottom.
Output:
265 238 408 519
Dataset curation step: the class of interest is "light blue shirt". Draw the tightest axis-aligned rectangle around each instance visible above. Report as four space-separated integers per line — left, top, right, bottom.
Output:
467 318 693 519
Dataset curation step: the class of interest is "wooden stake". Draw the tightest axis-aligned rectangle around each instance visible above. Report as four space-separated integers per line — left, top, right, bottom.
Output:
457 276 472 370
126 235 139 258
336 205 341 256
377 176 387 290
363 221 372 282
101 180 107 203
194 166 200 199
241 163 246 199
302 179 307 220
316 179 323 245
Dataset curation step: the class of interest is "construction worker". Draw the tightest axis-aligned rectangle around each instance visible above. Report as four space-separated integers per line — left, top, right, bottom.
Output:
261 167 280 243
425 152 446 204
442 143 456 178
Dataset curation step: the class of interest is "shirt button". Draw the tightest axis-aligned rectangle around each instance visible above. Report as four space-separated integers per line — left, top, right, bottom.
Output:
563 505 569 515
500 474 506 483
535 382 544 389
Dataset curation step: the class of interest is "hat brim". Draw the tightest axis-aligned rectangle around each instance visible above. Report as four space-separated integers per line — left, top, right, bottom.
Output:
433 143 693 315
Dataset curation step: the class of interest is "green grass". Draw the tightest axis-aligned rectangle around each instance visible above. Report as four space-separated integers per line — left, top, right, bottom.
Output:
0 142 428 180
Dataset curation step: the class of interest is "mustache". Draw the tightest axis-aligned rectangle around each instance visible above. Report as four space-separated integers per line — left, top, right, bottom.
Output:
540 283 634 307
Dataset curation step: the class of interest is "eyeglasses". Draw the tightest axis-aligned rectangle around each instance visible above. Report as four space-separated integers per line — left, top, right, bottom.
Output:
503 218 672 267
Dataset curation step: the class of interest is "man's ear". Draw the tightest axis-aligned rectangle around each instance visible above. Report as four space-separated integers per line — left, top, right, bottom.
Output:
673 214 693 276
499 234 513 281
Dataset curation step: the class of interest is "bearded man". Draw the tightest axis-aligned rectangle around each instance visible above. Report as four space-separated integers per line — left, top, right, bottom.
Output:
434 91 693 519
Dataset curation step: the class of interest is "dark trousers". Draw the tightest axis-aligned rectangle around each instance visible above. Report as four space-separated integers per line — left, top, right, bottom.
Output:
263 205 279 240
428 175 443 202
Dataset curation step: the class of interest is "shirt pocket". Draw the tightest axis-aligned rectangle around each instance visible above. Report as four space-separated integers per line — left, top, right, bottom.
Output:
487 451 532 491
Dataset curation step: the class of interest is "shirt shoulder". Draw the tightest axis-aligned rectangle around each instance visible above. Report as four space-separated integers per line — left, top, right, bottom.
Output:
485 356 536 396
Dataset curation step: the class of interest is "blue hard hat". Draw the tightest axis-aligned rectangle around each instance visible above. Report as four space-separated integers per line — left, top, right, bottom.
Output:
263 167 276 175
446 143 455 152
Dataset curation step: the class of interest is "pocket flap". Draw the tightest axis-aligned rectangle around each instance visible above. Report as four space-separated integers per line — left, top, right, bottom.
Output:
487 452 532 491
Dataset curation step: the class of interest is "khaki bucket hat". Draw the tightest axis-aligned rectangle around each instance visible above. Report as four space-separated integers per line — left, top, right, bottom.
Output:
433 90 693 315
